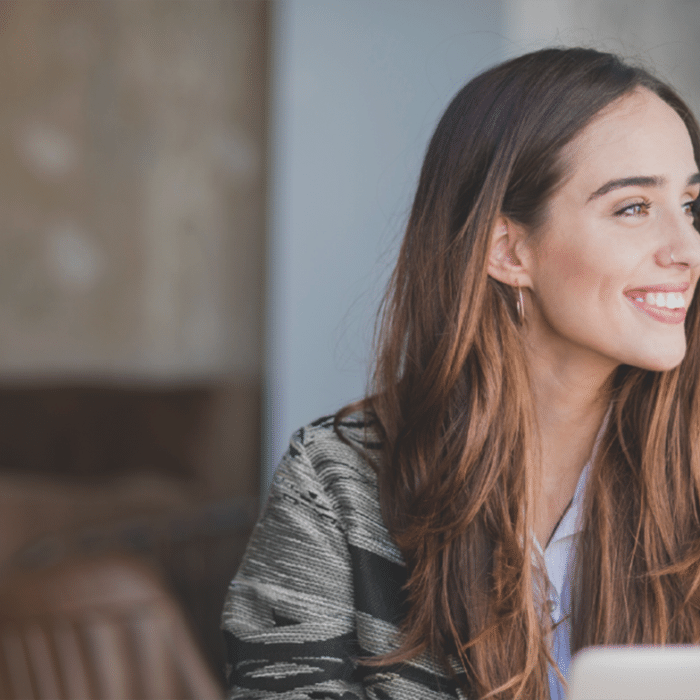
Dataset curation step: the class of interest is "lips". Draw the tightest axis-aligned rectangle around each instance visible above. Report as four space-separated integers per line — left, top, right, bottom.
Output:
624 283 690 324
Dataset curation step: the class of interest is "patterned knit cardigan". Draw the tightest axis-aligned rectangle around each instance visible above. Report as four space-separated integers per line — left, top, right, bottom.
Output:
221 413 469 699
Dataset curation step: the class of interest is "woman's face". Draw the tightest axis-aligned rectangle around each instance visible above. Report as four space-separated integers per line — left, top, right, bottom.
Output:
522 88 700 374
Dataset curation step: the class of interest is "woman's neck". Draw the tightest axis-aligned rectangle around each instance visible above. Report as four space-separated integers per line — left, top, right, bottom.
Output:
526 348 614 546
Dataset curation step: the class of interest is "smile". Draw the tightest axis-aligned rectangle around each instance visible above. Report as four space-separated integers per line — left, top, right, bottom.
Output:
624 286 689 324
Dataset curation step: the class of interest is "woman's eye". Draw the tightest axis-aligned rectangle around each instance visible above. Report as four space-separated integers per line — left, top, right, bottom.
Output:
615 202 649 217
683 199 698 217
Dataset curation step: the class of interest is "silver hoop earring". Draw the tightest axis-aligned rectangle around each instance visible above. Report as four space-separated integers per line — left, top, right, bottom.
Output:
516 285 525 324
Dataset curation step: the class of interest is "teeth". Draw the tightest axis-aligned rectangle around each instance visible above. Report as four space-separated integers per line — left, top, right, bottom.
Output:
643 291 685 309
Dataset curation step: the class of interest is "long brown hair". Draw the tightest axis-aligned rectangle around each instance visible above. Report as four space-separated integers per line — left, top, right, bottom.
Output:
336 47 700 699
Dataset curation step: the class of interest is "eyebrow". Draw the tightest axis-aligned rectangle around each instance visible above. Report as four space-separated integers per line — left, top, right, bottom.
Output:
587 172 700 202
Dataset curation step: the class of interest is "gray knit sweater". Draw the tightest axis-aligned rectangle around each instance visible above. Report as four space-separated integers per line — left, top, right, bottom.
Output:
221 413 467 699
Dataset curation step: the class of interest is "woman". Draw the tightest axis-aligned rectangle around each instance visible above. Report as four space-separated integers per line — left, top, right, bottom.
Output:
222 47 700 699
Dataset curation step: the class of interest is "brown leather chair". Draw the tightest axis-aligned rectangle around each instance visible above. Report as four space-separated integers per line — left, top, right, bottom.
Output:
0 553 222 699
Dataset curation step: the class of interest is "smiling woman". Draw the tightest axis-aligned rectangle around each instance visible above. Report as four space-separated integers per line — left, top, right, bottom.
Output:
222 48 700 700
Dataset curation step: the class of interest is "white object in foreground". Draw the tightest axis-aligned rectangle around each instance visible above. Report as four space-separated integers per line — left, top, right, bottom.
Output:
568 645 700 700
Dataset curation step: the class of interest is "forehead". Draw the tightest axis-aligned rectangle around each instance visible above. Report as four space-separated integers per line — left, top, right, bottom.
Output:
558 88 697 192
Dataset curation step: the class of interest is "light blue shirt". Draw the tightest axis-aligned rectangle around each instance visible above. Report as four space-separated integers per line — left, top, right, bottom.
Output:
536 410 609 699
536 456 591 700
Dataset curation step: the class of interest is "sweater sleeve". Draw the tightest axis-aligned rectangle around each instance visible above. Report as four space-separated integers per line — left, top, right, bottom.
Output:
221 429 365 700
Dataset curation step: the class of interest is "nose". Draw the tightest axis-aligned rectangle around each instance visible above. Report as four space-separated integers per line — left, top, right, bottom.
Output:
655 211 700 269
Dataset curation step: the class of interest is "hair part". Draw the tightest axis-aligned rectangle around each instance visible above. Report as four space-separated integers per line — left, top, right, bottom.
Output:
336 46 700 699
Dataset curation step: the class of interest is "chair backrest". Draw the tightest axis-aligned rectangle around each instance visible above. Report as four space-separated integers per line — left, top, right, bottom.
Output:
0 553 222 700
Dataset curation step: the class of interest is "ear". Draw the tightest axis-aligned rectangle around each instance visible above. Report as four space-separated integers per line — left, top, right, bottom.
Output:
487 216 533 288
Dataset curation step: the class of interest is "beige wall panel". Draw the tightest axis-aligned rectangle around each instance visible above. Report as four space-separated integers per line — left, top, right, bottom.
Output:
0 1 266 380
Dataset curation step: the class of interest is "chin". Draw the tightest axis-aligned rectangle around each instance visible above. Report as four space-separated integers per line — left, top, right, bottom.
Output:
634 349 686 373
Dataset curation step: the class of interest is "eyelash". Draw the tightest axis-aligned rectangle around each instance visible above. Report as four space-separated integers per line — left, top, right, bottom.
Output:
614 200 650 217
613 199 698 218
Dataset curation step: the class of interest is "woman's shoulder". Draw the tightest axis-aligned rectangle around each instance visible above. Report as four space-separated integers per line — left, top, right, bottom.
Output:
274 409 403 565
279 409 382 489
289 409 381 455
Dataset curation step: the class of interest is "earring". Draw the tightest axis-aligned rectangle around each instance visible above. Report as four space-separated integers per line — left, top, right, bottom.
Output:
516 284 525 324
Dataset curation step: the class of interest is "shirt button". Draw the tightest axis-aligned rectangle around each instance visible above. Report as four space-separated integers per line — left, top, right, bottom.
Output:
547 600 557 613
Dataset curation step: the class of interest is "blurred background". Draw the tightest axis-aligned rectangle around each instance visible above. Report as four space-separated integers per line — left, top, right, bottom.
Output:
0 0 698 695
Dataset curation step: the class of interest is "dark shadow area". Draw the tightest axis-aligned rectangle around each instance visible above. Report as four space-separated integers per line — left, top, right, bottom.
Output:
0 383 261 687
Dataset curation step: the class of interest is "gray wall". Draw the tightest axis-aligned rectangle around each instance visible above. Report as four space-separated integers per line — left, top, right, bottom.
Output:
264 0 506 488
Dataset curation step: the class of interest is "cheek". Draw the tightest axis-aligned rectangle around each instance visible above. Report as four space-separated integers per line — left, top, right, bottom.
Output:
534 238 610 299
531 250 635 337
